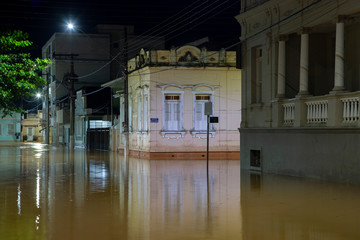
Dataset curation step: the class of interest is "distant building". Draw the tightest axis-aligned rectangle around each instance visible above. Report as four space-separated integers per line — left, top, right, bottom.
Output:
21 111 43 142
42 25 165 145
110 45 241 159
0 112 21 142
236 0 360 183
74 87 114 149
42 31 111 145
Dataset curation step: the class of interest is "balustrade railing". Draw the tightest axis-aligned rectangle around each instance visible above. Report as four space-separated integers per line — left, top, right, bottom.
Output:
283 102 295 126
305 100 328 124
279 91 360 128
341 97 359 123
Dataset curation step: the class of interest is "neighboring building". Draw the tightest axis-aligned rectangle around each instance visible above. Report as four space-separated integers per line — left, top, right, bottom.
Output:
111 45 241 159
0 112 21 142
74 87 114 149
42 25 165 145
236 0 360 183
42 31 111 145
21 111 43 142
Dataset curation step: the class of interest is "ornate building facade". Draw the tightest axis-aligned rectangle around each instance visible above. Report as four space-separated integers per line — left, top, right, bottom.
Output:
236 0 360 183
112 46 241 159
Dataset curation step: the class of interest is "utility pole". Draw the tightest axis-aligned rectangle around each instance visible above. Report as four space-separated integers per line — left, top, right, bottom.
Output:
45 72 50 144
69 54 76 149
124 27 129 156
53 53 78 148
205 102 212 174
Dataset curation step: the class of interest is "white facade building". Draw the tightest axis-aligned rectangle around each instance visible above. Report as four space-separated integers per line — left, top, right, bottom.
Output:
111 46 241 160
236 0 360 183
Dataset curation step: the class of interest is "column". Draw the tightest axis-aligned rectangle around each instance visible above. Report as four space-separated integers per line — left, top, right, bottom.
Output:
298 30 309 96
277 36 286 98
332 18 345 92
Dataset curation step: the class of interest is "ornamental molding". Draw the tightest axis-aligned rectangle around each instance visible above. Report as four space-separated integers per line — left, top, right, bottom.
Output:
157 83 220 91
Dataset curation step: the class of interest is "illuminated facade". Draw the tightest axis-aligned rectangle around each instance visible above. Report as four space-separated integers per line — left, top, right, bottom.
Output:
112 46 241 159
236 0 360 183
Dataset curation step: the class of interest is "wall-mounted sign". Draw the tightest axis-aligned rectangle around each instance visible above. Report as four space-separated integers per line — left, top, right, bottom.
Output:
150 118 159 123
210 117 219 123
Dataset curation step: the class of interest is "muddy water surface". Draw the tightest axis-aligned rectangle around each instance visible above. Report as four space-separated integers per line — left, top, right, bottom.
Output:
0 142 359 240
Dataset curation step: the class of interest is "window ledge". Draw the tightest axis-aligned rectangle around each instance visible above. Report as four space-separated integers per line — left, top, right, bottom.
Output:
160 130 186 140
136 130 149 134
190 130 216 139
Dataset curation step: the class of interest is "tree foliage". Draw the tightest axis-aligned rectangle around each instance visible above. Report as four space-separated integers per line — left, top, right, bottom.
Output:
0 30 51 117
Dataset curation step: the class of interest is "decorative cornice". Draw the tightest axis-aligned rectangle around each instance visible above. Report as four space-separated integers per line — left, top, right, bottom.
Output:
157 83 220 91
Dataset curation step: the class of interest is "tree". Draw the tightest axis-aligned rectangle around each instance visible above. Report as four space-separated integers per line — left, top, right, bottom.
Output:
0 30 51 117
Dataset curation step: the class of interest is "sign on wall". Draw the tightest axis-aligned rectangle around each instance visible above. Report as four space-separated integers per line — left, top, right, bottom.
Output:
150 118 159 123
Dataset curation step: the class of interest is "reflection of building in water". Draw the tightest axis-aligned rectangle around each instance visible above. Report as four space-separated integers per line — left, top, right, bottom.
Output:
147 160 240 239
0 145 241 239
241 171 360 239
110 156 241 239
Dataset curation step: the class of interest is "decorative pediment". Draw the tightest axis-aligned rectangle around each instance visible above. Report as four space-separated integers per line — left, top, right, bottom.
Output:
176 45 201 63
179 51 198 62
127 44 236 72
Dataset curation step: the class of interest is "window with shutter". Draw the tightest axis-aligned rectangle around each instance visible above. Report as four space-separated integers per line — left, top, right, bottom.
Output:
137 93 142 131
7 124 15 135
129 101 132 132
143 94 148 131
163 93 182 131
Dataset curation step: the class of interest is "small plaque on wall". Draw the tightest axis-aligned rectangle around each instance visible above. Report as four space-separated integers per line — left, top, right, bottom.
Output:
150 118 159 123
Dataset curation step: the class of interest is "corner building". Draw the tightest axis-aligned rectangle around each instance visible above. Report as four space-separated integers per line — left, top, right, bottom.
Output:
114 46 241 159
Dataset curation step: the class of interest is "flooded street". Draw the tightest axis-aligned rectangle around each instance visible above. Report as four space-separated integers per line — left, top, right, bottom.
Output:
0 142 360 240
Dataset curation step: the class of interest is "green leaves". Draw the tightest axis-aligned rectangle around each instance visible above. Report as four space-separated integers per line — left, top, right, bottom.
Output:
0 30 51 118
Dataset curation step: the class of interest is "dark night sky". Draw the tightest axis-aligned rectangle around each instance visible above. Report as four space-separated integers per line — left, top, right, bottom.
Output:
0 0 241 57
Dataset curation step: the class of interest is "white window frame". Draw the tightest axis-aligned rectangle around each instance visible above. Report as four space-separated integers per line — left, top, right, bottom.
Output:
137 93 142 132
143 93 148 131
129 98 133 132
7 123 15 136
162 91 184 131
193 91 214 131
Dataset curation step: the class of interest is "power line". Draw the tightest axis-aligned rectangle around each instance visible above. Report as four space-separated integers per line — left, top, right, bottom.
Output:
73 1 239 80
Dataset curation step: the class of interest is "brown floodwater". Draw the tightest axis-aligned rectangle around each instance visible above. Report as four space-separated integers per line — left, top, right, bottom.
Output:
0 142 359 240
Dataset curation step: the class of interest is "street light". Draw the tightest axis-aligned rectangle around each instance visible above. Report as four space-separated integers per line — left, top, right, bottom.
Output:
66 21 77 149
36 93 41 99
67 23 74 30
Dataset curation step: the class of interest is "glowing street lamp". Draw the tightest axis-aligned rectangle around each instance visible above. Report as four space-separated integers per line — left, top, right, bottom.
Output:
67 23 74 30
36 93 41 99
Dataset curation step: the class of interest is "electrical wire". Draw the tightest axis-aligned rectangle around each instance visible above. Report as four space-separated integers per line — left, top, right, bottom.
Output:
48 0 327 106
120 0 330 105
70 1 239 80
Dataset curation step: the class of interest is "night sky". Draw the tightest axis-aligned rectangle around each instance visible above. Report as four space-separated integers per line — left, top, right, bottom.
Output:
0 0 241 57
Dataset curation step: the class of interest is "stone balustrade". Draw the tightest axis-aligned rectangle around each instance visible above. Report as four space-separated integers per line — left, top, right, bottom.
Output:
283 102 295 126
305 100 328 125
276 91 360 128
341 97 359 124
